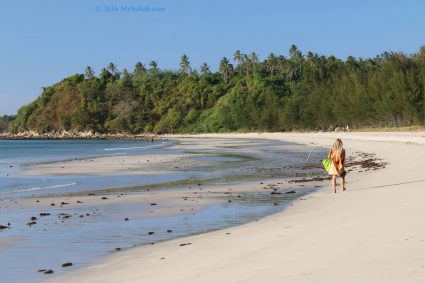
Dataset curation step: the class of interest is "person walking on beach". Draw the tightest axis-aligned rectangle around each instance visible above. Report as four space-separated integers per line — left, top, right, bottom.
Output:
328 138 346 193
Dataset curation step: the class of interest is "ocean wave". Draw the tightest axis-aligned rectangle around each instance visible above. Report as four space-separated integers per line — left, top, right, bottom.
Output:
105 152 127 156
14 182 77 193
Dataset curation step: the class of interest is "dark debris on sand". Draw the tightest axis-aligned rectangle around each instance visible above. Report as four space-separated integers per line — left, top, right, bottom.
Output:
38 269 54 274
286 163 323 170
345 154 387 171
289 176 332 183
62 262 73 267
289 152 387 184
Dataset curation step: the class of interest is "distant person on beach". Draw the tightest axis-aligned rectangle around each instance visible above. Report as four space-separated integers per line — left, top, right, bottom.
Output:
328 138 346 193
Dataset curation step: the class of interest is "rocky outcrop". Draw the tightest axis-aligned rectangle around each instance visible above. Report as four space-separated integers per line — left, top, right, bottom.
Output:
0 131 156 140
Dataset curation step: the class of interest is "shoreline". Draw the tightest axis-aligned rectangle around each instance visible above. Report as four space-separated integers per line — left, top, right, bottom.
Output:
46 131 425 283
1 135 330 282
0 131 157 141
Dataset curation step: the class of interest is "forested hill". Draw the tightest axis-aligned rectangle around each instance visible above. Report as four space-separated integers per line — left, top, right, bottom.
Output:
11 45 425 134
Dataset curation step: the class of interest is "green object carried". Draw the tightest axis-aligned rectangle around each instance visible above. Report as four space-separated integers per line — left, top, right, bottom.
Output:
321 158 332 173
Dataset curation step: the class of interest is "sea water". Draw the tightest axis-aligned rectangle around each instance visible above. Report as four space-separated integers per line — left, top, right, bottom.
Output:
0 138 327 283
0 139 184 197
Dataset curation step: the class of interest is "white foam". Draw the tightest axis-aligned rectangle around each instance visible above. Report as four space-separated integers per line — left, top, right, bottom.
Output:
104 144 159 151
15 182 77 193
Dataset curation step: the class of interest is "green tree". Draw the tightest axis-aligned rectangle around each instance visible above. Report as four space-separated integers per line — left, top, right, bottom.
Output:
219 57 233 83
149 61 158 73
134 62 146 78
180 54 191 74
233 50 243 76
200 62 210 77
107 62 120 79
266 53 277 78
249 52 259 77
85 66 95 80
12 45 425 134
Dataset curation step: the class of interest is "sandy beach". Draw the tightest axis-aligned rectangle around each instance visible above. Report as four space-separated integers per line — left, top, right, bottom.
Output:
38 131 425 283
2 135 326 282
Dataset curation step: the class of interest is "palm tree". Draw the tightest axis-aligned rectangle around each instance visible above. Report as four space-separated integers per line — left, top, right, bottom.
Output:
289 44 301 61
180 54 191 74
122 68 132 87
149 60 158 73
200 62 210 77
266 53 277 78
99 67 112 82
304 52 317 81
275 55 286 76
250 52 258 77
289 45 304 79
219 57 233 83
286 61 297 81
84 66 95 79
107 62 119 76
134 62 146 77
242 53 249 76
233 50 243 76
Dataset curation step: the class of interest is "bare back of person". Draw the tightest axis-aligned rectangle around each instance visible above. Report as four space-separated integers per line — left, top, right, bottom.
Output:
328 139 346 193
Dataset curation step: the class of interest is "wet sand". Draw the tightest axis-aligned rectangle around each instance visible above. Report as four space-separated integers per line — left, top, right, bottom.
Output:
22 153 188 176
0 237 19 248
1 136 332 282
47 132 425 283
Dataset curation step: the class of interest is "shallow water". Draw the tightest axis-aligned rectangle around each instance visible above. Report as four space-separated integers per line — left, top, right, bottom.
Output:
192 155 242 162
0 187 314 283
0 140 180 197
0 138 327 282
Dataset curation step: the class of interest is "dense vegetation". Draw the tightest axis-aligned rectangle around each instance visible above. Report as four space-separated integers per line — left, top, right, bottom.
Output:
0 115 15 132
11 45 425 134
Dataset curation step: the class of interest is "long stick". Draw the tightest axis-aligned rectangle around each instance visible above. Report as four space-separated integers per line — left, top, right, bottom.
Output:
304 149 315 167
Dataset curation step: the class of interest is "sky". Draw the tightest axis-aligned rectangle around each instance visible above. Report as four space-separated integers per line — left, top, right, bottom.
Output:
0 0 424 115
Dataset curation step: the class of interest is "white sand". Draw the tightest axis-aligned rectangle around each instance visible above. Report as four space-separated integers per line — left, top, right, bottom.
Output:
47 132 425 283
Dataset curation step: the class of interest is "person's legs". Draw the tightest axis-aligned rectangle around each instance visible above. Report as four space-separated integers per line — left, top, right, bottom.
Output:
332 175 336 193
341 177 345 191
